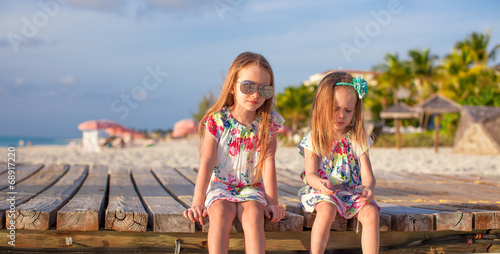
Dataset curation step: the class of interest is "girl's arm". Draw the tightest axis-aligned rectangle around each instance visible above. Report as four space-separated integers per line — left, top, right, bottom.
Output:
304 149 335 195
183 132 218 225
262 136 285 223
358 152 376 203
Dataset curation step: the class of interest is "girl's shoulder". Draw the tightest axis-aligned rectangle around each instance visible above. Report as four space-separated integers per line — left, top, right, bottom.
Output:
269 110 285 126
297 131 313 157
346 132 373 158
207 107 232 123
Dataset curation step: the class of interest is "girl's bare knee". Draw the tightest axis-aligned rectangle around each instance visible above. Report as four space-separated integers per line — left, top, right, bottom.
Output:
315 201 337 221
239 202 265 226
358 204 379 224
208 200 236 222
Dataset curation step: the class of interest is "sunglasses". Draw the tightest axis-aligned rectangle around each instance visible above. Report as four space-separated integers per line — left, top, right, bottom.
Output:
237 80 274 99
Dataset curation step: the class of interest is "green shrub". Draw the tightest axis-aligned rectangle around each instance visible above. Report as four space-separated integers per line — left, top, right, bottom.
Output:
372 131 455 148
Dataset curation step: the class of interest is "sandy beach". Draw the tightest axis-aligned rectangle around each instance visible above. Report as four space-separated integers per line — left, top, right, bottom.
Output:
9 138 500 177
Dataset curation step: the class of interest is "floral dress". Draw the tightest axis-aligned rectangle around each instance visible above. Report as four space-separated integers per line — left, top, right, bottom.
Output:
203 107 284 209
297 131 379 219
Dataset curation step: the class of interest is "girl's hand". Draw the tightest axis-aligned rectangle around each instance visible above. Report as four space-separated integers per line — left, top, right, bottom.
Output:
319 179 335 195
265 204 285 223
359 186 374 204
183 205 208 225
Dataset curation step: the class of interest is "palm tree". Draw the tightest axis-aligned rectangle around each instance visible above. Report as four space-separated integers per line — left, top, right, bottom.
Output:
408 48 439 102
374 53 412 106
276 84 315 133
454 30 500 68
441 30 500 103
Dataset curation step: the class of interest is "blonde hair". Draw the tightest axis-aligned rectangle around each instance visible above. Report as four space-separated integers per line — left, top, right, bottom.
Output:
198 52 275 185
310 71 369 158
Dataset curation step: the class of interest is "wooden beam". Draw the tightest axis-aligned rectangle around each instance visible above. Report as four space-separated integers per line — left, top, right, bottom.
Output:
0 164 69 229
15 164 88 230
397 119 402 150
131 167 194 233
435 114 440 153
57 165 109 231
0 164 43 191
0 229 497 253
105 167 148 232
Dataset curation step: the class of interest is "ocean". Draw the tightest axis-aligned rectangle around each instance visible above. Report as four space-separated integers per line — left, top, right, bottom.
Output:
0 136 79 147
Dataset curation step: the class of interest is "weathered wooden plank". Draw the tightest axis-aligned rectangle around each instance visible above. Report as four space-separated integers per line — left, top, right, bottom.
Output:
174 166 198 184
473 210 500 229
277 189 301 214
403 203 496 231
377 172 500 204
264 211 303 232
14 164 88 230
151 166 194 208
0 164 69 229
0 229 497 253
434 211 473 231
57 164 108 231
377 202 435 232
0 164 44 191
0 163 8 175
131 167 194 233
105 167 148 232
375 186 477 231
428 173 500 188
275 168 307 193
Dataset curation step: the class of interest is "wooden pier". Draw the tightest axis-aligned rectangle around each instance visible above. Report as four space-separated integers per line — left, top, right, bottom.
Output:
0 163 499 253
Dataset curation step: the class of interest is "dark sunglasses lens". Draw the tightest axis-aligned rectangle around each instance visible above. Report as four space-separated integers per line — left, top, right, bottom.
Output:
240 81 255 94
259 85 274 99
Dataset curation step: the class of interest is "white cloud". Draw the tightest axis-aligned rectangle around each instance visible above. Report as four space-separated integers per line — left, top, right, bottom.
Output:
59 75 76 85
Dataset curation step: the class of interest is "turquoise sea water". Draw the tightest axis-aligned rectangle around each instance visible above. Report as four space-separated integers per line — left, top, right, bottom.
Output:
0 136 78 147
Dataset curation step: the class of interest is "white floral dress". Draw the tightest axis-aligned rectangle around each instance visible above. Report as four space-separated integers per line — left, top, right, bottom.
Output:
203 107 284 209
298 131 379 219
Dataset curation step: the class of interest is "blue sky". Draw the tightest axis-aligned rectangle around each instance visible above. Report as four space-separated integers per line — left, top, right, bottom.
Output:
1 0 499 138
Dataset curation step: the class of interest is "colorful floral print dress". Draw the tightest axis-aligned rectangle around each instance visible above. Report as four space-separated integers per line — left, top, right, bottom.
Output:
297 131 379 219
203 107 284 209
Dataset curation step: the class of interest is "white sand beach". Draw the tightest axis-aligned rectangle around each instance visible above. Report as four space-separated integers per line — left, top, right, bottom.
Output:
10 138 500 177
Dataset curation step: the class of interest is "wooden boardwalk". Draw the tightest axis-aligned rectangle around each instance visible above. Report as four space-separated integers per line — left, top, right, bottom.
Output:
0 163 499 252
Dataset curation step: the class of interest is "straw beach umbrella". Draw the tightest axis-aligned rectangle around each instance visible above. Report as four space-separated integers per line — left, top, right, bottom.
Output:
380 102 419 150
413 94 462 153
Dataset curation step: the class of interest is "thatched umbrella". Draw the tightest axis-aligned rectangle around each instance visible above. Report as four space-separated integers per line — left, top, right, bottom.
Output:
453 106 500 155
414 94 462 153
380 102 419 150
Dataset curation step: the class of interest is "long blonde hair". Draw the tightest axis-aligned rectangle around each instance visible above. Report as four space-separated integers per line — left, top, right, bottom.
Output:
198 52 275 185
310 71 369 158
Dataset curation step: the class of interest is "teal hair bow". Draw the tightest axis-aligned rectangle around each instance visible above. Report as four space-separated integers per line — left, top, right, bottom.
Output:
335 76 368 99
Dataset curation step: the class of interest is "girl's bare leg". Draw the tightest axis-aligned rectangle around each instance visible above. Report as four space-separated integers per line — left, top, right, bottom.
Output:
237 201 265 254
207 200 237 254
310 201 337 254
357 204 380 254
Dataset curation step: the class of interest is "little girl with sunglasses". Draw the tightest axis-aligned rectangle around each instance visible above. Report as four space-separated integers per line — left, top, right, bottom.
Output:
184 52 285 253
298 72 380 253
